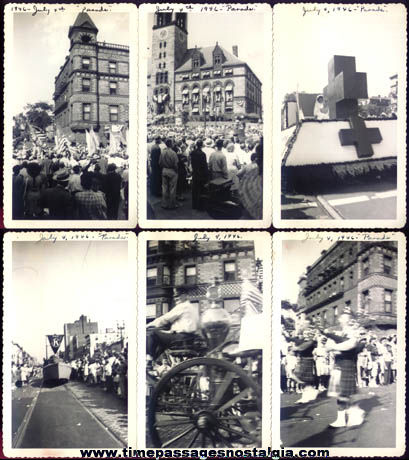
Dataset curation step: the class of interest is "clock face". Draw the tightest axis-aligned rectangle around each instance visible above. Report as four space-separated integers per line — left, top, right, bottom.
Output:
159 29 168 39
80 33 93 43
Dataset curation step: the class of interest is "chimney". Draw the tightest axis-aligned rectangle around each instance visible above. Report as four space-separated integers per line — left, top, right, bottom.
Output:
232 45 238 57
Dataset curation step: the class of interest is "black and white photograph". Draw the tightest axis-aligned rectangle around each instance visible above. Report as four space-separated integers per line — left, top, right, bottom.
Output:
274 232 405 455
3 232 137 456
139 4 272 228
274 3 406 226
138 233 272 447
4 4 137 228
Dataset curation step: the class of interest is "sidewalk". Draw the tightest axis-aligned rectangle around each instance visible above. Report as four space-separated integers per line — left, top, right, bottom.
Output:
67 380 128 445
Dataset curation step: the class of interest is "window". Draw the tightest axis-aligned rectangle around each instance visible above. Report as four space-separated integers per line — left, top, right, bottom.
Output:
82 78 91 92
383 255 393 275
164 41 167 48
82 56 90 69
162 302 169 314
82 103 91 121
158 63 162 69
224 262 236 281
147 267 157 286
333 305 338 318
109 105 119 122
163 266 170 285
214 55 222 65
193 58 200 68
164 72 168 83
159 42 162 48
384 289 393 313
185 266 197 285
163 62 166 69
362 290 371 312
109 61 116 73
159 52 162 59
164 52 166 58
147 304 156 319
109 81 117 95
148 241 158 252
363 257 369 276
340 277 344 290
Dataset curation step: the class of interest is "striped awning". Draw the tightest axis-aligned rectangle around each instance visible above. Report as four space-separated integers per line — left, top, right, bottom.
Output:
225 83 233 91
182 88 189 94
192 87 200 94
214 85 221 92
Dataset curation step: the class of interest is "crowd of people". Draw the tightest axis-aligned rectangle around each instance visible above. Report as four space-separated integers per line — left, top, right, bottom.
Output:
147 121 263 219
12 361 36 387
12 145 129 220
70 345 128 400
281 310 397 428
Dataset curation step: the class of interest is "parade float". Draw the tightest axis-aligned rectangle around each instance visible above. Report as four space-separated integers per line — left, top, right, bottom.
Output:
43 334 72 383
282 55 397 194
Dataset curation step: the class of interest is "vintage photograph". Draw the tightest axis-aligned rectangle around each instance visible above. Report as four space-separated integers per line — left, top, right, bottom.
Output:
139 4 272 227
138 233 271 447
4 4 137 227
274 233 405 455
3 233 136 455
274 3 406 226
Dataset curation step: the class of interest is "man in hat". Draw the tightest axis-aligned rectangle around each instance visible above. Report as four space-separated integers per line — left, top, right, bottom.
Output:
104 163 122 219
40 171 73 219
159 139 179 210
150 136 162 197
209 139 228 180
146 288 200 361
75 172 108 219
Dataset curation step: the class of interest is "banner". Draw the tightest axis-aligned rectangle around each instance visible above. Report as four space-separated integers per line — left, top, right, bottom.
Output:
47 334 64 354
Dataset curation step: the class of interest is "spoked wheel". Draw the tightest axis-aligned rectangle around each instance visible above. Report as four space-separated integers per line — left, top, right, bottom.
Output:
148 357 261 448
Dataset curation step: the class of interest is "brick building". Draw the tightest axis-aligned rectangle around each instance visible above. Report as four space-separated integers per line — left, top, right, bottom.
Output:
64 315 99 359
298 241 397 331
146 240 260 327
54 12 129 143
148 12 262 121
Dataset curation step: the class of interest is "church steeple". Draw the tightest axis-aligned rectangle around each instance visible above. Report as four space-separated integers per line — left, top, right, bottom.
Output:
68 12 98 45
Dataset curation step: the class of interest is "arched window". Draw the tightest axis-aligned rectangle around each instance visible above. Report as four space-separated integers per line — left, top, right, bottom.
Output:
202 86 211 111
214 85 222 103
192 86 200 104
225 82 234 103
182 87 189 105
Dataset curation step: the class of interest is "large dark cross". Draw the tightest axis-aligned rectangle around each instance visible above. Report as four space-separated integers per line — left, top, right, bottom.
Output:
323 55 382 158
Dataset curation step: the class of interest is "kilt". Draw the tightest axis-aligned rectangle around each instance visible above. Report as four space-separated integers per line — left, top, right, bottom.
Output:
294 357 315 384
327 360 357 399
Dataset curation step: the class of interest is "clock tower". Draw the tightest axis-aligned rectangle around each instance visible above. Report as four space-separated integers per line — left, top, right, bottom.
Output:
151 12 188 114
68 12 99 47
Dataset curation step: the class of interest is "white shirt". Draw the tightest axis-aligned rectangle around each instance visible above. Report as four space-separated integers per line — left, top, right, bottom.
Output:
149 300 200 333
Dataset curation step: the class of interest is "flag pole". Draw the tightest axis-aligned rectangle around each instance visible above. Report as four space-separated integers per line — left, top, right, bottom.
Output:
45 336 48 360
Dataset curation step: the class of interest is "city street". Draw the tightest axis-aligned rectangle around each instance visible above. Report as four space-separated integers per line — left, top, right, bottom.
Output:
282 181 397 220
281 384 396 448
12 378 127 448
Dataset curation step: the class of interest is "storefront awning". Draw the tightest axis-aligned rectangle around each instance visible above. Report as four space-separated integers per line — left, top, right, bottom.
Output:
214 86 221 92
192 107 199 113
225 83 233 91
182 88 189 94
192 87 200 93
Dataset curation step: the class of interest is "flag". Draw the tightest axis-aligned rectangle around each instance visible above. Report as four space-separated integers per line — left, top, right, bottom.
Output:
30 125 47 146
55 127 71 156
240 279 263 315
90 126 100 150
47 334 64 354
108 126 121 155
86 129 96 155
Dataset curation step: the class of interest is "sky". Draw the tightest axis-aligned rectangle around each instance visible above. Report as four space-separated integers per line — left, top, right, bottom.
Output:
11 10 129 115
11 241 130 362
281 239 334 304
275 4 405 101
146 12 266 83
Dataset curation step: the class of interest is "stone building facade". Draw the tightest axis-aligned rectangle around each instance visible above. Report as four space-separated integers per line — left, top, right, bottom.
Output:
64 314 99 359
146 240 259 327
298 241 397 331
148 12 262 121
54 13 129 143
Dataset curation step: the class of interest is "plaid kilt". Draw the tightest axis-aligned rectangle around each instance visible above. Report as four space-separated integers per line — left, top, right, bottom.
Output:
294 357 315 384
327 360 357 399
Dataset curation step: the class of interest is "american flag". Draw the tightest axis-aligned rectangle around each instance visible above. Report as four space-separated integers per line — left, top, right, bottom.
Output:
240 279 263 315
55 128 76 157
30 125 47 146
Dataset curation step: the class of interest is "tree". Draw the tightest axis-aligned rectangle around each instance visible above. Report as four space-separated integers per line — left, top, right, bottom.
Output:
24 102 54 131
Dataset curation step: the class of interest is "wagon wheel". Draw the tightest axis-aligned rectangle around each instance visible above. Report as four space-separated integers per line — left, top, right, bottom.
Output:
147 357 262 448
